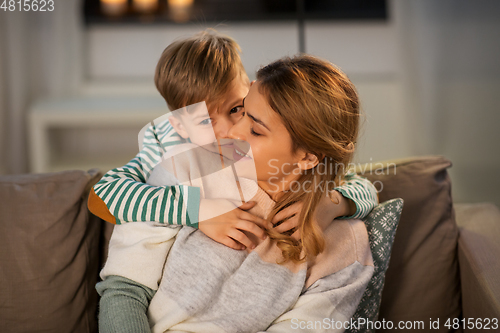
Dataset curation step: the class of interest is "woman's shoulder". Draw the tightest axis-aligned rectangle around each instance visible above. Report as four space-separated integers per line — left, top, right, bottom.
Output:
305 219 373 288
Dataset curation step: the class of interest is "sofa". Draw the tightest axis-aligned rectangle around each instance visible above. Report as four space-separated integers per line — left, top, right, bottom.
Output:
0 155 499 333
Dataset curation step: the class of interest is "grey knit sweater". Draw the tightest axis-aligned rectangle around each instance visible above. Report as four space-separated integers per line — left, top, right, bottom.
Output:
146 187 373 332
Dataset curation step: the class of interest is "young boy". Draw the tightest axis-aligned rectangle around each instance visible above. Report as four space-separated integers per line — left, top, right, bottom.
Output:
90 30 378 332
147 101 258 220
88 31 269 249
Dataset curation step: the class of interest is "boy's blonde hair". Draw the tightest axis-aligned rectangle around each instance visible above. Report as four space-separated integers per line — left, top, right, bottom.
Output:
155 29 248 112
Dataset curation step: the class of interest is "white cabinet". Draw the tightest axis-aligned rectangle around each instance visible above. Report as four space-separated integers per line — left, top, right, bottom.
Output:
28 95 168 173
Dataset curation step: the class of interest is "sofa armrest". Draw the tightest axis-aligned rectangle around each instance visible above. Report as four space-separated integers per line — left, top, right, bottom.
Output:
455 203 500 326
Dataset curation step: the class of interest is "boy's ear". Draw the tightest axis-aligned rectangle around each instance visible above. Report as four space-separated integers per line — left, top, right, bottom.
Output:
250 80 256 87
296 152 320 171
168 116 189 139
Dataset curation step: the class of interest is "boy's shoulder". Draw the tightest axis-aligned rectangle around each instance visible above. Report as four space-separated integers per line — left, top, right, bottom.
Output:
140 116 184 150
161 142 199 161
149 118 179 141
161 143 222 168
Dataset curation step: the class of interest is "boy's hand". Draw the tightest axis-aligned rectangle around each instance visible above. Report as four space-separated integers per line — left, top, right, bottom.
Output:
198 199 272 250
272 191 355 240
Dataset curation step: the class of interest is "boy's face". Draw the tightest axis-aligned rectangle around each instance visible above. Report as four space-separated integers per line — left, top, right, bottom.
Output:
170 102 216 147
169 78 250 154
210 77 249 140
210 78 250 157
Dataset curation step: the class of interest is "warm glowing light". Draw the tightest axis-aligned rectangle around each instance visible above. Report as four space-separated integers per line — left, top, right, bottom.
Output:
168 0 194 22
100 0 127 16
133 0 158 13
168 0 194 7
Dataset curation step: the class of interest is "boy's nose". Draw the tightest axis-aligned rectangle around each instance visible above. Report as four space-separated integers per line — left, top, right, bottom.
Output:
227 117 246 141
214 118 232 139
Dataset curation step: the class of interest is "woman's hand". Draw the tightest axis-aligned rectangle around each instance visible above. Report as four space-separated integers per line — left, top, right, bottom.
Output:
271 191 355 239
198 199 272 250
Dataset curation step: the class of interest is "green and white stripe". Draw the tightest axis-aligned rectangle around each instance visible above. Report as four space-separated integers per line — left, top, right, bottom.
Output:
93 120 200 227
336 171 379 220
93 119 377 227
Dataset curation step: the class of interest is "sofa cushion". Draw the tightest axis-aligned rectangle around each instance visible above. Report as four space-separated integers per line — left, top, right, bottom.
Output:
0 169 102 333
455 203 500 325
355 156 460 332
348 198 403 333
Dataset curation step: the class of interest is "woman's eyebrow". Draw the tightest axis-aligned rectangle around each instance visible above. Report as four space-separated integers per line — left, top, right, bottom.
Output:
246 111 270 131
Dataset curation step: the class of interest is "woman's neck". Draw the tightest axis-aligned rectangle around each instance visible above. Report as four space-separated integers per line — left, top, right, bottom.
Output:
258 173 301 201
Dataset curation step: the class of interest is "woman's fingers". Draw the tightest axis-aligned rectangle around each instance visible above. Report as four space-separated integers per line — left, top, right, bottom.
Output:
272 202 302 224
236 220 268 241
228 229 255 250
273 218 298 233
291 229 301 241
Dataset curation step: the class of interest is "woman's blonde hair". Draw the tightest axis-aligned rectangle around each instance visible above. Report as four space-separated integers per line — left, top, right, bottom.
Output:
155 29 248 111
258 55 360 263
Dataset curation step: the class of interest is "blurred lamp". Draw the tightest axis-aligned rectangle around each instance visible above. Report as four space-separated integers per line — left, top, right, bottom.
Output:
100 0 127 16
133 0 158 13
168 0 194 22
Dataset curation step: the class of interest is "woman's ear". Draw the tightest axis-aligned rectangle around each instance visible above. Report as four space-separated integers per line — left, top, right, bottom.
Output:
168 116 189 139
297 152 320 171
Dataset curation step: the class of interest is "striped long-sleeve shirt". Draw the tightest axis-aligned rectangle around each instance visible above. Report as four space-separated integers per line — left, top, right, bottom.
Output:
91 119 378 227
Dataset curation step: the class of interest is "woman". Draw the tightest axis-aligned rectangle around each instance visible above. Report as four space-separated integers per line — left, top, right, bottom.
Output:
101 55 374 333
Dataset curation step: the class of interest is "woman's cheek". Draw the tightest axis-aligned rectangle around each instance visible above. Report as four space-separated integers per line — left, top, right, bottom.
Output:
255 157 271 181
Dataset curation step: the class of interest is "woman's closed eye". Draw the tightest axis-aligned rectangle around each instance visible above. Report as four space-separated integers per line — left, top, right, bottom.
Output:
250 128 262 136
242 110 264 137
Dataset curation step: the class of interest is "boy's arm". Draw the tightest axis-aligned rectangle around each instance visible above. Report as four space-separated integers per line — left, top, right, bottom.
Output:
334 171 379 220
89 121 201 227
272 172 378 234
